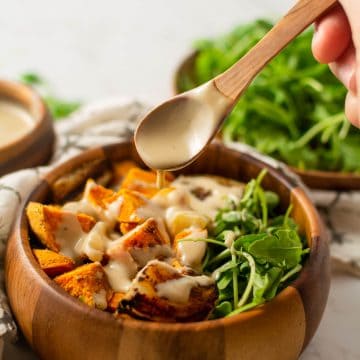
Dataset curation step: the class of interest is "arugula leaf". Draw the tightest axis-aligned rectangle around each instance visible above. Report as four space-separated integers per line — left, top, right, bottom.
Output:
201 170 307 319
247 229 302 270
179 20 360 173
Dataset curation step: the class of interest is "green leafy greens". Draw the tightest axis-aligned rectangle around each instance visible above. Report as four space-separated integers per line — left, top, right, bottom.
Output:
182 170 308 318
20 72 81 120
178 20 360 173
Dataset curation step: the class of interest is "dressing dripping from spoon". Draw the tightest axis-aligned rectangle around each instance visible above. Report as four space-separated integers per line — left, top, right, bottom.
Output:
135 0 337 172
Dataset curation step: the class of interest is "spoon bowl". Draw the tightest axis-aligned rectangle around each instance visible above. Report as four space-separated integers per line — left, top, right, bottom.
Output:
135 81 231 170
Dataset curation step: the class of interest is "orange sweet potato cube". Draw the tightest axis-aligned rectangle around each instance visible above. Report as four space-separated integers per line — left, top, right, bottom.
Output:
121 167 174 198
108 292 125 312
112 160 138 185
117 189 146 224
26 202 96 252
121 218 170 250
84 179 116 209
120 222 138 234
54 262 113 310
108 218 171 267
33 249 75 277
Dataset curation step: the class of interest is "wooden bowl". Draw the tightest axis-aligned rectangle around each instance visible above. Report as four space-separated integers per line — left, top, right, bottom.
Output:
0 79 55 176
174 51 360 191
5 141 330 360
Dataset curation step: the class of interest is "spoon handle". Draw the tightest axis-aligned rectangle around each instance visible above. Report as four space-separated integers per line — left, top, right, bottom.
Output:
214 0 338 101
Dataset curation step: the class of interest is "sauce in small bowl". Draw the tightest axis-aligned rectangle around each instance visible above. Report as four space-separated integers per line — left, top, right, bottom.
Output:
0 79 54 175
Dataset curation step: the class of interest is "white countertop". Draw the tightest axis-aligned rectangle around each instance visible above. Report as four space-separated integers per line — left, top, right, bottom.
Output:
1 1 360 359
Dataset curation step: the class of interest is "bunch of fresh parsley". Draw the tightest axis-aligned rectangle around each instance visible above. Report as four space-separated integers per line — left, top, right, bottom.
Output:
178 20 360 173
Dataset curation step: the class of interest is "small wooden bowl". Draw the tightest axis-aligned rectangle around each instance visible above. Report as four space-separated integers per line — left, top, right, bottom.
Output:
174 51 360 190
0 79 55 176
5 141 330 360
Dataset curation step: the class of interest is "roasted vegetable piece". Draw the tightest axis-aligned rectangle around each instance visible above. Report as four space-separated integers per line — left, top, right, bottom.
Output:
85 179 117 209
119 260 217 322
108 292 125 312
120 222 138 235
33 249 75 277
108 218 171 267
26 202 96 252
112 160 138 185
117 189 147 224
54 262 113 309
121 167 174 198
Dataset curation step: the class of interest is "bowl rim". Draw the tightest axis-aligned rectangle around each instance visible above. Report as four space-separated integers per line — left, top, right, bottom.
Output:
0 79 50 153
16 141 324 332
173 50 360 190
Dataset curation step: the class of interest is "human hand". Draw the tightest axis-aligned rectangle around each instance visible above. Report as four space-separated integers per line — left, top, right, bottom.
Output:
312 1 360 127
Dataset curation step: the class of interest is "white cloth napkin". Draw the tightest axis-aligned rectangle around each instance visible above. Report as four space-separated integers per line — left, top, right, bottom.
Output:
0 98 359 343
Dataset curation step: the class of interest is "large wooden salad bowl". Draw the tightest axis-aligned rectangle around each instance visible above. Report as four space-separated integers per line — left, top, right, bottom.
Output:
5 141 329 360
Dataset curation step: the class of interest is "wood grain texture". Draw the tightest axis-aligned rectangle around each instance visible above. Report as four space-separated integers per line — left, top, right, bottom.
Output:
214 0 337 101
0 80 55 176
5 141 329 360
290 188 330 349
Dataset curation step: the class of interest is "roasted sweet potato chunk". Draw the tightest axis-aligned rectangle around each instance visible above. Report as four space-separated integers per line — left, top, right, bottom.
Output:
33 249 75 277
26 202 96 252
54 262 113 309
112 160 138 185
108 218 171 267
117 189 146 224
108 292 125 312
121 218 170 250
121 167 174 198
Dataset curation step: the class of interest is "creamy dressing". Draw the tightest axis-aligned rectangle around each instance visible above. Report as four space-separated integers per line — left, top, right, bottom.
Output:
176 228 207 270
172 175 244 218
54 212 87 258
156 170 166 189
156 274 214 304
74 222 112 262
104 257 138 292
63 180 123 227
135 81 232 170
93 289 107 310
54 174 244 309
224 230 236 248
0 100 34 147
130 244 172 267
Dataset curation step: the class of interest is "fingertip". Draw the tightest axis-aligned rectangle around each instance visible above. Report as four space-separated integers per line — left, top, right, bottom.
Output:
345 92 360 128
312 5 351 64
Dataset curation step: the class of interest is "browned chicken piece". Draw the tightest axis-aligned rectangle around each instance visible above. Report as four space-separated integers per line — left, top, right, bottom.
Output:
54 262 113 310
33 249 75 277
118 260 217 322
26 202 96 252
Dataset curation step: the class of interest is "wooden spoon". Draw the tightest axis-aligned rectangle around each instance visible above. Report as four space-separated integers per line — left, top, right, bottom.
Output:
135 0 338 171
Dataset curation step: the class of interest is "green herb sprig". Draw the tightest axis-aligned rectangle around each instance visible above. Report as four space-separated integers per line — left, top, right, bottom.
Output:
181 170 308 318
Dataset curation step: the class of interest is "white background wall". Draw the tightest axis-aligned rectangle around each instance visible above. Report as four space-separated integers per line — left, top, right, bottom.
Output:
0 0 293 102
